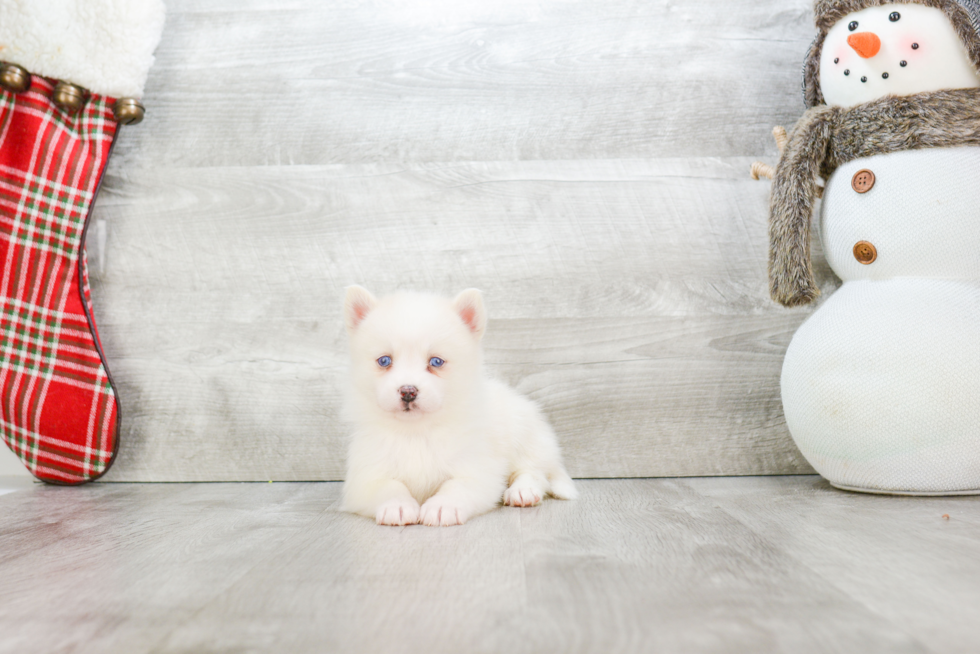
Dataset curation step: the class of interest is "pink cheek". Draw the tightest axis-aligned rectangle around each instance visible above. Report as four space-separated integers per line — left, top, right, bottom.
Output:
898 34 925 58
832 43 852 65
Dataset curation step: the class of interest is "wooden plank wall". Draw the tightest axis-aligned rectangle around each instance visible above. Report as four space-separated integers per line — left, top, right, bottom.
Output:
92 0 838 481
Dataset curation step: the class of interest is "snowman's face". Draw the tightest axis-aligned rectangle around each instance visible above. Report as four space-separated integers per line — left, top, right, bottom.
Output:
819 3 980 107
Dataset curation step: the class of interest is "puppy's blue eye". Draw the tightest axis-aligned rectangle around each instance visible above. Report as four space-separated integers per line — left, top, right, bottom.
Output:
429 357 445 368
377 356 392 368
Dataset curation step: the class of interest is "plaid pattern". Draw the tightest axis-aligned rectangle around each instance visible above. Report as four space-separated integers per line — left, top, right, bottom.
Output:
0 76 119 484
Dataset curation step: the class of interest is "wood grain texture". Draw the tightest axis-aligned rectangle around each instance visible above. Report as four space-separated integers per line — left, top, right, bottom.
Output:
83 0 831 480
2 478 977 653
697 477 980 654
91 159 835 481
111 0 815 170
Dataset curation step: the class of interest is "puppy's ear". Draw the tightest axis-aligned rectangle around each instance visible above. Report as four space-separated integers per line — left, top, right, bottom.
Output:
344 285 378 333
452 288 487 340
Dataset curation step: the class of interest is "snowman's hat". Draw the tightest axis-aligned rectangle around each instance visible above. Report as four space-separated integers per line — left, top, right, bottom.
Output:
803 0 980 106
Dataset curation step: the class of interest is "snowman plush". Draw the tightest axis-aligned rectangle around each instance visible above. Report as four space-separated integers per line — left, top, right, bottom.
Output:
768 0 980 494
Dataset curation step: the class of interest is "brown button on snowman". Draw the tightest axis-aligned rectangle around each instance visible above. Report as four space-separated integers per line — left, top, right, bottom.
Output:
758 0 980 494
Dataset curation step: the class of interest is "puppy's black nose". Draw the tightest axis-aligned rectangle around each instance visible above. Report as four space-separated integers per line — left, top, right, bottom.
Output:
399 385 418 403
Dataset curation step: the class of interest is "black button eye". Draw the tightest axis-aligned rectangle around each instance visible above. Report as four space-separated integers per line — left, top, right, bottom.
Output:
889 12 901 21
849 21 859 31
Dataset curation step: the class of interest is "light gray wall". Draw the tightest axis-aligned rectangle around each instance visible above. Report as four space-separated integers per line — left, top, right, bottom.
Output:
0 446 30 479
92 0 835 481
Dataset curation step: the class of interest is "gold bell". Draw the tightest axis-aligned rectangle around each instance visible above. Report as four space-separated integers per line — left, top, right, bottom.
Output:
0 63 31 93
113 98 145 125
52 82 87 113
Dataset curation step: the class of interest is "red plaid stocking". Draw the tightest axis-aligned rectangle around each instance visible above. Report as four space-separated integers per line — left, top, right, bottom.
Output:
0 76 120 484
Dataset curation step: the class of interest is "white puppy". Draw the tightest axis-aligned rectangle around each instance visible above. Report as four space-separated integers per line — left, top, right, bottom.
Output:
341 286 577 527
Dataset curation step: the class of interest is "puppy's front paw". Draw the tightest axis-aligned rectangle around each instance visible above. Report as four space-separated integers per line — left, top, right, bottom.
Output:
503 483 543 507
375 497 420 526
419 497 468 527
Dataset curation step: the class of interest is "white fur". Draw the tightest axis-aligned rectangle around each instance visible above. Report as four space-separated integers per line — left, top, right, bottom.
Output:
0 0 166 98
341 286 577 527
820 4 980 108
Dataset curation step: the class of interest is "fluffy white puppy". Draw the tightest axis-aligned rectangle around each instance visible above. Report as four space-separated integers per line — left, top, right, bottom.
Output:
341 286 577 527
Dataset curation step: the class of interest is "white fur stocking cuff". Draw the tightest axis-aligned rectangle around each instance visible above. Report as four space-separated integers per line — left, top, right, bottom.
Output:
0 0 166 98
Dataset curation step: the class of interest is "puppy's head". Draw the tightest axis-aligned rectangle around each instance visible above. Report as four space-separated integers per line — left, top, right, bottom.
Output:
343 286 486 422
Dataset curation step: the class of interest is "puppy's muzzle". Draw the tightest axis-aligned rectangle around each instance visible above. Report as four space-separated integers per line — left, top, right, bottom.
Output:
399 385 419 405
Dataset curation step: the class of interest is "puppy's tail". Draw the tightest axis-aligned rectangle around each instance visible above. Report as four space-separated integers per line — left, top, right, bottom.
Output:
547 468 578 501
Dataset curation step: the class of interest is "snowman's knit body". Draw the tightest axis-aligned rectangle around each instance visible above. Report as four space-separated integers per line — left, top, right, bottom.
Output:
782 147 980 492
771 0 980 493
820 148 980 281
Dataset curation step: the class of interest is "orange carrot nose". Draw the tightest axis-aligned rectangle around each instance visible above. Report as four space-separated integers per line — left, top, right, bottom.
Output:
847 32 881 58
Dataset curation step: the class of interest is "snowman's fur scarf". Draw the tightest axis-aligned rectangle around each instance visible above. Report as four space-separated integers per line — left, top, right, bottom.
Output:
769 88 980 306
804 0 980 107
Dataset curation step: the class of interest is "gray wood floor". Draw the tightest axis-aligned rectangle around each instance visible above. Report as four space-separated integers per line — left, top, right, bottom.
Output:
85 0 828 481
2 477 978 653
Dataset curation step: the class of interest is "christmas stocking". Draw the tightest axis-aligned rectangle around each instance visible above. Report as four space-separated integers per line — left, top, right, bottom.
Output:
0 1 165 484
